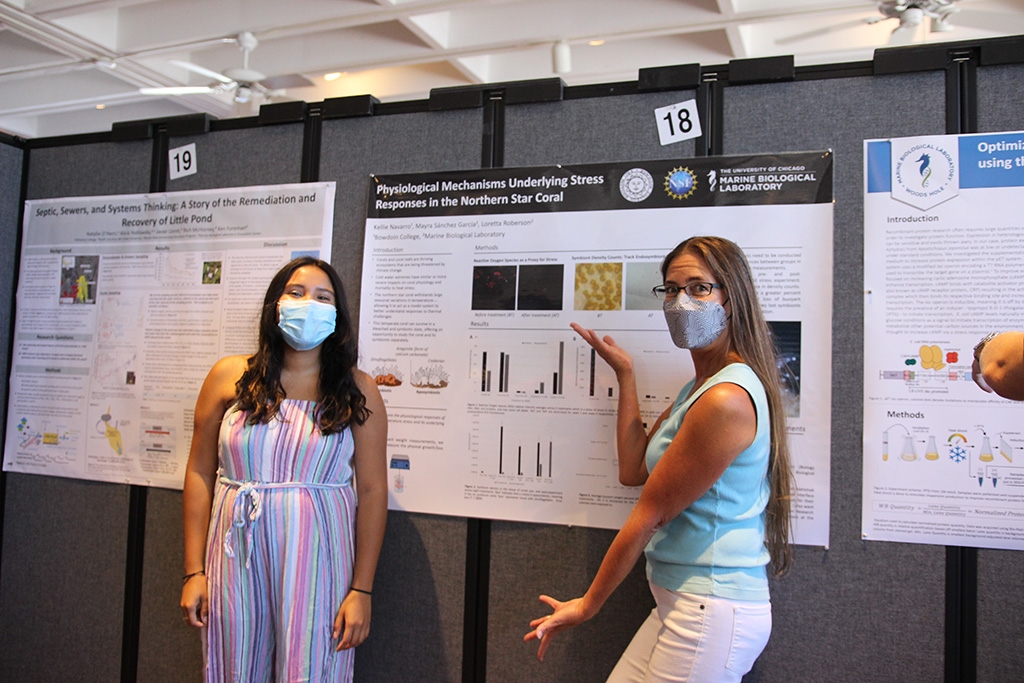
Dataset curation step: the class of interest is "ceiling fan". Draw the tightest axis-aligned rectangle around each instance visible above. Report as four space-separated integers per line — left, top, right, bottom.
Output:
776 0 962 47
879 0 959 44
140 31 314 103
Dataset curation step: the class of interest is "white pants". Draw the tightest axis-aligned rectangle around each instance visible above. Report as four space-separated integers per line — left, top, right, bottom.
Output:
606 583 772 683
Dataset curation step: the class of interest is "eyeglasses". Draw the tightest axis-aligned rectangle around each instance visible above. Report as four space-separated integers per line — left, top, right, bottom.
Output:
651 282 722 300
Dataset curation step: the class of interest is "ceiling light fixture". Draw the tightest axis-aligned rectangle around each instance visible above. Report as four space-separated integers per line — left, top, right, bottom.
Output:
588 39 605 46
324 72 343 81
552 40 572 75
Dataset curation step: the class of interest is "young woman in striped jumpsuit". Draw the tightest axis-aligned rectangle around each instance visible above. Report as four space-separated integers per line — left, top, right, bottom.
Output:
181 257 388 682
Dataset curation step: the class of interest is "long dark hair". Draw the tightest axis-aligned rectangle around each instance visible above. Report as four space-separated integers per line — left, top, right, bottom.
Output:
661 236 794 575
234 256 369 434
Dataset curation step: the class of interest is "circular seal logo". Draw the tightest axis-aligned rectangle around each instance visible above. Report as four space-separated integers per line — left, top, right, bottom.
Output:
665 167 697 200
894 143 955 200
619 168 654 203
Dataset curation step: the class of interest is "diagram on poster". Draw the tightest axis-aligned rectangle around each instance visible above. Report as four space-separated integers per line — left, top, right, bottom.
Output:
361 155 834 545
863 132 1024 550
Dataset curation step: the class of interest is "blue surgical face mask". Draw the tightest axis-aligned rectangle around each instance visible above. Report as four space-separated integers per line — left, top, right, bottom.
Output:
663 293 728 349
277 299 337 351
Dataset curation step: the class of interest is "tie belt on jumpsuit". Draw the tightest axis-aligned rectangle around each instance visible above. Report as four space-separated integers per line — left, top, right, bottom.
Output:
219 474 350 568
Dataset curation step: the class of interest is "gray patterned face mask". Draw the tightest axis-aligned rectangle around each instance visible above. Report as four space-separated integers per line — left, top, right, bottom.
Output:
663 293 728 349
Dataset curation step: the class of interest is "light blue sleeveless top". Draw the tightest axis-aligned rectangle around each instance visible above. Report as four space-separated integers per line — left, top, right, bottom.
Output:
644 363 771 601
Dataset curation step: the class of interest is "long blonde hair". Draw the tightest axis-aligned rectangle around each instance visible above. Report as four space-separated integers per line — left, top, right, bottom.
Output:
662 236 794 575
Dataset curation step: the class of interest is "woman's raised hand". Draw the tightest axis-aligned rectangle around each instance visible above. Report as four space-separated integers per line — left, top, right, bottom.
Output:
570 323 634 376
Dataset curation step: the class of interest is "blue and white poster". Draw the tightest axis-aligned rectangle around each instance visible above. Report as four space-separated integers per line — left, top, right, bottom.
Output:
863 132 1024 550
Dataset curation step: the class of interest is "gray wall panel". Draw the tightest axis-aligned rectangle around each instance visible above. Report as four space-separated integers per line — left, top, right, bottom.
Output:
320 108 483 682
2 139 151 682
165 123 304 191
355 513 468 683
977 63 1024 134
723 73 948 682
0 474 128 682
977 549 1024 683
137 488 203 683
487 522 653 683
975 61 1024 683
504 90 698 168
0 141 23 440
26 140 151 199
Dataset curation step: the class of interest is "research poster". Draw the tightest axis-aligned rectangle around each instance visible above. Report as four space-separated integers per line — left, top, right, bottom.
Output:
3 182 335 488
863 132 1024 550
361 154 833 546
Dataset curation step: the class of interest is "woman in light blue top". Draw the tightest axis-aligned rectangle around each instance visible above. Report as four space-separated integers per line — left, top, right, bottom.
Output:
525 236 793 682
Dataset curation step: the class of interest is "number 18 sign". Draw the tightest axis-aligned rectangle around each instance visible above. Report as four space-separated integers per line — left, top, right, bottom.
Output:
654 99 702 146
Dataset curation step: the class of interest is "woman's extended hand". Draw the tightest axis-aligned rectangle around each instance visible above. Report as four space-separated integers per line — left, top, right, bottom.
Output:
570 323 634 376
523 594 593 661
334 590 372 651
180 574 208 628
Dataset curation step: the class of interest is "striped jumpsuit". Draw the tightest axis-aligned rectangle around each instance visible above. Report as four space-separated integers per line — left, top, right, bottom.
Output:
205 399 357 682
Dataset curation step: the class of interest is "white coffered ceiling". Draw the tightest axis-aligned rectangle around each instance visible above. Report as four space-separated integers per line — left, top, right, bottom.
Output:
2 0 1023 139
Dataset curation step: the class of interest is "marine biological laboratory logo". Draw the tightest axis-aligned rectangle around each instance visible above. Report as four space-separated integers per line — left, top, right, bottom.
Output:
664 167 697 200
891 139 958 211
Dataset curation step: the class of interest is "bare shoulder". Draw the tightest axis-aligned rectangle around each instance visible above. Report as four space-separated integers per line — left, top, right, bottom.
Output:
689 381 756 425
668 380 758 467
353 368 375 393
354 369 386 412
201 355 249 405
210 355 248 384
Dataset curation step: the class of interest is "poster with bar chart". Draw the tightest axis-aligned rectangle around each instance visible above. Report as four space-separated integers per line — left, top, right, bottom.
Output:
361 155 833 543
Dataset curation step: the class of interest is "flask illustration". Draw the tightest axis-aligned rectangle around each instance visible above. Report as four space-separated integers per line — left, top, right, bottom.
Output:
882 430 889 461
979 435 994 462
901 435 917 462
925 435 939 461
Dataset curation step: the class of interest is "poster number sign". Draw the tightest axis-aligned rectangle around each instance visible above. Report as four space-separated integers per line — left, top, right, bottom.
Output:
655 99 702 146
168 143 197 180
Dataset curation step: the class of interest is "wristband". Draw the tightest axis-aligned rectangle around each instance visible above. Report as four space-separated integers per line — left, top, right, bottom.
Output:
350 587 372 596
974 332 1000 361
183 570 205 584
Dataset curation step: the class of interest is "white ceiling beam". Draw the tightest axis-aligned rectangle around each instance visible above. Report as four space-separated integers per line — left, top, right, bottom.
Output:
404 10 451 49
453 54 489 83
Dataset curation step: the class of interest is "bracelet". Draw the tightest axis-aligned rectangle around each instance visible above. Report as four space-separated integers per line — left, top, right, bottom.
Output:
974 332 1000 361
182 570 205 584
350 587 372 596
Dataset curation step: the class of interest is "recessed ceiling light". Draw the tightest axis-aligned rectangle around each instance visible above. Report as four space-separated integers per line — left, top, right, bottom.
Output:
324 72 344 81
95 104 106 110
588 40 605 47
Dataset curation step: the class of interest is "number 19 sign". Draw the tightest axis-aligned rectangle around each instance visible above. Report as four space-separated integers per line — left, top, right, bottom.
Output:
655 99 702 146
168 143 198 180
